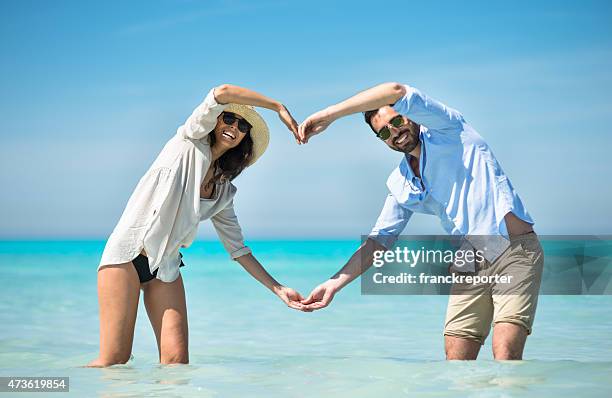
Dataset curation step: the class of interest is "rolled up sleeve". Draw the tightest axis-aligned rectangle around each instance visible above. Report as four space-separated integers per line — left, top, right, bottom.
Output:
177 87 228 140
393 84 464 132
210 200 252 260
368 194 413 249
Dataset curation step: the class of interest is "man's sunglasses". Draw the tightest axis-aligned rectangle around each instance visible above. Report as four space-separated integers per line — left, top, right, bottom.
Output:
221 112 252 134
375 115 405 140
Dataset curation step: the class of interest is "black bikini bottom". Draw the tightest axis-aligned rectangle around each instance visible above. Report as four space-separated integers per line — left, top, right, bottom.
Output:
132 253 185 283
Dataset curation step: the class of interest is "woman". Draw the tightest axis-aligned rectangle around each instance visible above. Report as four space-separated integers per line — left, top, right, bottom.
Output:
87 84 306 367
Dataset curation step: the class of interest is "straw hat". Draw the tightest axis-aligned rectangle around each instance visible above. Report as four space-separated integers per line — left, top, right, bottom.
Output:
223 103 269 166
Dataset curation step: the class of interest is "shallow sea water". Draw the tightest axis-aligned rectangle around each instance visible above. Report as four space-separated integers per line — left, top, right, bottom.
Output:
1 240 610 397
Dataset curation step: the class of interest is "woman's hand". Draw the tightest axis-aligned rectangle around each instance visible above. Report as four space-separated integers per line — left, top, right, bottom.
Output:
235 253 310 311
277 104 301 144
273 285 310 311
213 84 301 143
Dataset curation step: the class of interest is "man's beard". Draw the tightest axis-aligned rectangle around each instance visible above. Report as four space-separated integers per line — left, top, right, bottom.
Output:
390 125 420 153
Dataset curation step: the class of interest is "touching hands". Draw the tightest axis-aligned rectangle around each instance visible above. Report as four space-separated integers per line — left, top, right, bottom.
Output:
297 108 335 144
273 285 312 312
277 104 300 144
300 279 340 311
276 104 335 145
273 280 341 312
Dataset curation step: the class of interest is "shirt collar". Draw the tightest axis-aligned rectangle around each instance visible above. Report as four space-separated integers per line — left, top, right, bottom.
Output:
401 129 427 179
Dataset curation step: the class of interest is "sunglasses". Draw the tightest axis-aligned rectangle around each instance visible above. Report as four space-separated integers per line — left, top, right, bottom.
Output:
375 115 406 140
221 112 252 134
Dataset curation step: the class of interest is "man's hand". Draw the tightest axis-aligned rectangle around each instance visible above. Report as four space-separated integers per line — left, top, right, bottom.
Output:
301 279 341 310
277 104 301 144
298 108 335 144
297 82 407 144
273 285 311 311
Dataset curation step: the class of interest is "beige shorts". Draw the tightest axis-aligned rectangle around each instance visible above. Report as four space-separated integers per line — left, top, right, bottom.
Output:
443 232 544 344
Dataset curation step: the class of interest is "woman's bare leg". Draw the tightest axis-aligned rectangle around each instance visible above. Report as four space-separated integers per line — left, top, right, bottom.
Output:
86 263 141 367
142 274 189 364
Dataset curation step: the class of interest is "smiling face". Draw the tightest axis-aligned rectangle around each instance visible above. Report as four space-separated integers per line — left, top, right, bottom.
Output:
369 106 421 153
213 112 249 150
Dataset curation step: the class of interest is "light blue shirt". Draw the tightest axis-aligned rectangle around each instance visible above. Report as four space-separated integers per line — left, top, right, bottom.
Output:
369 84 534 264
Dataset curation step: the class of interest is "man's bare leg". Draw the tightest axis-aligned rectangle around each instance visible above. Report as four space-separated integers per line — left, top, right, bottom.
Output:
492 322 527 360
445 336 481 360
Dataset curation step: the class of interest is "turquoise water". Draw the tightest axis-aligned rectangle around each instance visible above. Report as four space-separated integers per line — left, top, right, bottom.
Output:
1 240 611 397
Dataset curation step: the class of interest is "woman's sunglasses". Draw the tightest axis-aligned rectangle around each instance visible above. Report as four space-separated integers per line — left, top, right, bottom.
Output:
375 115 405 140
222 112 252 134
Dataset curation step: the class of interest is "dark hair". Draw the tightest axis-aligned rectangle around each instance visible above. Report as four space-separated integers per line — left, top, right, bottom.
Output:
207 131 253 186
363 109 379 133
363 104 394 133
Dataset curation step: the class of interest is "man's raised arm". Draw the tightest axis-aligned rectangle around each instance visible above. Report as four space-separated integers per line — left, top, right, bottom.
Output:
298 82 407 143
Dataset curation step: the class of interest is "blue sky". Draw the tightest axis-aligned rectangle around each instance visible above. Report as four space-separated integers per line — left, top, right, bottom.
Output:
1 0 611 239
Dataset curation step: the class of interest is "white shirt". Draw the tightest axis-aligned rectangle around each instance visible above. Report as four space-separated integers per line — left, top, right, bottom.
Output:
98 88 251 282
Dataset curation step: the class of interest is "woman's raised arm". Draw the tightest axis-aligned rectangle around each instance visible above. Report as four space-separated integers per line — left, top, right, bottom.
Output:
214 84 300 143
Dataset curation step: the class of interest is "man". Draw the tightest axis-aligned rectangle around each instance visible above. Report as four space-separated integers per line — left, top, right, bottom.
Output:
297 83 544 360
